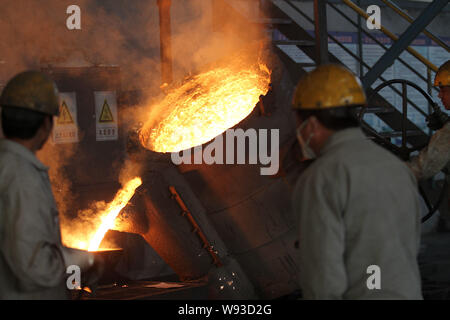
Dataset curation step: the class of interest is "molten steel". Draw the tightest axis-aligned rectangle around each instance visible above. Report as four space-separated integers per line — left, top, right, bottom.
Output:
139 58 271 152
87 177 142 251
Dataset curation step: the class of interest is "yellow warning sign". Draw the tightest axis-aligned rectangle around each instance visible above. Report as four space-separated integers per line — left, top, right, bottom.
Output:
99 99 114 123
57 101 74 125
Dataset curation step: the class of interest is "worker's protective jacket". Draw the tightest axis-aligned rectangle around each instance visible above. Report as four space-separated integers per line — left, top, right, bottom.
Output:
292 128 422 299
0 139 69 299
408 122 450 203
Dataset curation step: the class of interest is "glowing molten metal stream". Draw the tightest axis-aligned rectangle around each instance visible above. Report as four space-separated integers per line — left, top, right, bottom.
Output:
139 59 271 152
87 177 142 251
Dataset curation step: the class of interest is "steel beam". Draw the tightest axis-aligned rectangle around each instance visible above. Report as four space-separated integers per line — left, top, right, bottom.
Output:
357 0 364 77
361 0 448 89
381 0 449 51
314 0 329 64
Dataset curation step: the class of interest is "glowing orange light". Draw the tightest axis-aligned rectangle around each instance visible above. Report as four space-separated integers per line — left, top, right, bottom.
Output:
87 177 142 251
61 177 142 252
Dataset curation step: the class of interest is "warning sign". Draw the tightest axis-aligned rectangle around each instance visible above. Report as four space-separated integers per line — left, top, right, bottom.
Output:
94 91 118 141
99 99 114 123
52 92 79 144
57 101 74 125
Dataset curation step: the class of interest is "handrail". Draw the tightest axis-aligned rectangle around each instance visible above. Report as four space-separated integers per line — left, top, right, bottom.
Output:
332 35 428 118
380 0 449 52
330 35 428 118
328 2 438 93
341 0 438 72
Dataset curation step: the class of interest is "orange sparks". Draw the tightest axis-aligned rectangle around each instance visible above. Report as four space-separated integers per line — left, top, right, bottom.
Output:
139 57 271 153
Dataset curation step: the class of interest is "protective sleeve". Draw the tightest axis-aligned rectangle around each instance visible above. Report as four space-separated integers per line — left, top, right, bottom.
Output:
293 166 348 299
0 174 67 292
408 123 450 180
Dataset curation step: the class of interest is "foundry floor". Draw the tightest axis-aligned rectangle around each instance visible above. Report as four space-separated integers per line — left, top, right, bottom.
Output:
81 278 209 300
83 231 450 300
419 231 450 299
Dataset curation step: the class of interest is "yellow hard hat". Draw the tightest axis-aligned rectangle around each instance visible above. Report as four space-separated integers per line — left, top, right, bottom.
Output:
292 63 366 110
0 71 60 116
434 60 450 87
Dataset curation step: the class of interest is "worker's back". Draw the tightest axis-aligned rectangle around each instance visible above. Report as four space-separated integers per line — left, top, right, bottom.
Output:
0 139 68 299
293 127 422 299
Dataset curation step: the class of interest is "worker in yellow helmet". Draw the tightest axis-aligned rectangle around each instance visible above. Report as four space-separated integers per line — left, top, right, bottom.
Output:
435 60 450 109
408 60 450 231
0 71 101 299
291 63 422 299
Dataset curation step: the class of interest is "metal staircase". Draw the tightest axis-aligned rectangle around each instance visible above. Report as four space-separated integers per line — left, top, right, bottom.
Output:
215 0 449 158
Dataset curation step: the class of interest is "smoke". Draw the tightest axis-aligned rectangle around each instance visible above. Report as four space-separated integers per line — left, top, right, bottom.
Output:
36 137 82 248
0 0 157 90
3 0 269 249
0 0 266 91
1 0 269 118
37 134 144 249
37 139 77 218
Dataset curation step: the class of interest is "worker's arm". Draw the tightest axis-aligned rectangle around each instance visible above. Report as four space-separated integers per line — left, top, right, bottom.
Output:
293 166 347 299
408 122 450 180
0 174 67 292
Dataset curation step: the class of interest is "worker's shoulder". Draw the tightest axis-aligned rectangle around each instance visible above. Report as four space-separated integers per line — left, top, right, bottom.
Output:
0 150 43 192
320 136 407 175
342 134 399 161
443 121 450 131
431 122 450 142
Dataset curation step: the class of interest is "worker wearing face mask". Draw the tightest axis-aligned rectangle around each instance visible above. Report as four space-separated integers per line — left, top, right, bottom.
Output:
408 60 450 231
291 64 422 299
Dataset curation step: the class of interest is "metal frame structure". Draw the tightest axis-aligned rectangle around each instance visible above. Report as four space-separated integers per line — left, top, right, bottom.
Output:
381 0 449 51
214 0 448 146
360 0 448 89
313 0 329 64
278 0 432 117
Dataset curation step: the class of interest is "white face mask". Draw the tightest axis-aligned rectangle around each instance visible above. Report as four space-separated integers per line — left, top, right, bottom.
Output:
296 119 317 161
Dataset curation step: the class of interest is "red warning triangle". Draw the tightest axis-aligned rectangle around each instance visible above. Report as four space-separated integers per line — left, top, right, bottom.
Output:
99 99 114 123
57 101 74 125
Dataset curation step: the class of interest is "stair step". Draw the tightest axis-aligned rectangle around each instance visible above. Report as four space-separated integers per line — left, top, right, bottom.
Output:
364 107 396 114
297 63 316 67
379 130 424 138
251 18 292 25
272 40 315 46
266 0 430 149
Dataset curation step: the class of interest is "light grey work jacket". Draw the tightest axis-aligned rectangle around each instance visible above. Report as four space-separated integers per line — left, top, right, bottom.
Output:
0 139 69 299
292 128 423 299
408 122 450 181
408 122 450 223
